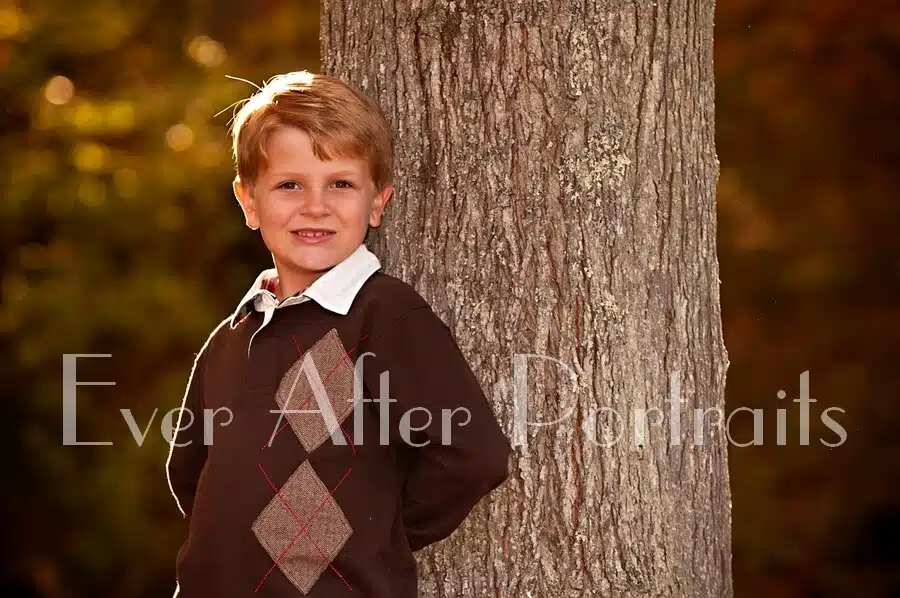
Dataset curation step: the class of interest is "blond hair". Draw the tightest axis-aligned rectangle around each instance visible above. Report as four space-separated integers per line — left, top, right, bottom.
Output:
229 71 393 191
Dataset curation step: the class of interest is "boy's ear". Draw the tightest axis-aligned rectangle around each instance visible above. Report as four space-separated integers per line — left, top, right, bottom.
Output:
369 185 393 228
233 177 260 230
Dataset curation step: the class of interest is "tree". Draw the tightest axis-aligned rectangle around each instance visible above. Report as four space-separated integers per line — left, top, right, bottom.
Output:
321 1 732 596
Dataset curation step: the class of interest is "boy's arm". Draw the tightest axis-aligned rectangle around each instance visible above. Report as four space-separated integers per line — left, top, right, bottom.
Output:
166 342 210 518
365 306 512 552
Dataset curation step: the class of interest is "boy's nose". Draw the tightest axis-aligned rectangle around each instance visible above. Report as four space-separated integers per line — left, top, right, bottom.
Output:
300 188 329 216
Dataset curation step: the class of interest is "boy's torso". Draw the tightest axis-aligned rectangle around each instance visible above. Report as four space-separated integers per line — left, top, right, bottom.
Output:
176 272 425 598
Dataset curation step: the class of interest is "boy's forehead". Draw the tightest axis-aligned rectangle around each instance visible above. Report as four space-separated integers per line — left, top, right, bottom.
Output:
263 136 369 173
264 152 366 170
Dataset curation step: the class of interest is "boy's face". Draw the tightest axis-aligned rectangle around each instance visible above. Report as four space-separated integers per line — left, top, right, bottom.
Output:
233 127 392 290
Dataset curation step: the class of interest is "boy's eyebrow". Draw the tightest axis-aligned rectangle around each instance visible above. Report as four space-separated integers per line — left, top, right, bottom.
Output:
268 169 363 179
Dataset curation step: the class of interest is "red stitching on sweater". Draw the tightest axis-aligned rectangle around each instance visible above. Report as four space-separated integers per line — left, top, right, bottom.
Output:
290 333 304 355
368 306 430 345
255 330 369 593
254 463 353 593
262 332 368 450
254 467 353 592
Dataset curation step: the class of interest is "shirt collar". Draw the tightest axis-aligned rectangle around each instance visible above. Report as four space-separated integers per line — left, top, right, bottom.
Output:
229 244 381 328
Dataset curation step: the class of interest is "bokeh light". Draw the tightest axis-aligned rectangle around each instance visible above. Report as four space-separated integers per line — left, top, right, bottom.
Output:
44 76 74 106
165 124 194 151
188 35 227 68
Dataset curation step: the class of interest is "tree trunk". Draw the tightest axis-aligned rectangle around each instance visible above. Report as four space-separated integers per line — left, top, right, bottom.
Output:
321 1 732 596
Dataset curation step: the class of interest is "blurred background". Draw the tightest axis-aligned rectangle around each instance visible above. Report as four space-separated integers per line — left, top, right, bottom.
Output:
1 1 897 596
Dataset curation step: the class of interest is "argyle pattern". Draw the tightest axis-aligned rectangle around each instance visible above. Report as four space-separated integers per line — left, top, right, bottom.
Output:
252 328 356 594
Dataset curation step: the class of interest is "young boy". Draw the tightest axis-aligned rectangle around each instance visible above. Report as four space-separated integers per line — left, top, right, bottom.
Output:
166 71 512 598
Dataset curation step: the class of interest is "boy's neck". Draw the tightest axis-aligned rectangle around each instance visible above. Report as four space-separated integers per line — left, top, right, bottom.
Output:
274 275 310 303
271 268 326 303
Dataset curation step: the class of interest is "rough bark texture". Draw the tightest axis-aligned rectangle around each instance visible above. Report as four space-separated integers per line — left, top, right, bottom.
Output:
321 1 732 596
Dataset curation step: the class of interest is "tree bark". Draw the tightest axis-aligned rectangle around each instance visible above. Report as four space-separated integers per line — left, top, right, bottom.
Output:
321 1 732 596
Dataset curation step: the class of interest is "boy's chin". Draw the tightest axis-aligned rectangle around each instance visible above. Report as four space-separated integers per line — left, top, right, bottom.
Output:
276 253 340 274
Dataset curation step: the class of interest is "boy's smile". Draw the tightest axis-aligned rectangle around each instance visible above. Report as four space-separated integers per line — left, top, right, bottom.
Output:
233 127 392 300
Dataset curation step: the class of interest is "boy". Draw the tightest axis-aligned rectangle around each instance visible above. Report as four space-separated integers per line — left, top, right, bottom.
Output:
166 71 512 598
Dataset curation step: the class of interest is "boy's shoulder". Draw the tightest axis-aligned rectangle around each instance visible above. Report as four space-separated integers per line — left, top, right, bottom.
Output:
355 271 453 340
196 313 236 356
356 271 433 315
354 271 455 342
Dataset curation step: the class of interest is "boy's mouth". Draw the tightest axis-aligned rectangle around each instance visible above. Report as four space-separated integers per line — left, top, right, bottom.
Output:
291 228 336 244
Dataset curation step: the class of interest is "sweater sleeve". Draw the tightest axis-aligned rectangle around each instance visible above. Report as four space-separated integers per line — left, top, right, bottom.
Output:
166 342 210 519
364 306 512 552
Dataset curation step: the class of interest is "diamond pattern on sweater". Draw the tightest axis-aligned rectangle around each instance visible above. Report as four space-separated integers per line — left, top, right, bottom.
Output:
274 327 356 453
253 328 357 594
252 460 352 594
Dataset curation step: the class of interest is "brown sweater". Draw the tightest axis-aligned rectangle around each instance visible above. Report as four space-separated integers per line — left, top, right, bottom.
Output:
167 272 512 597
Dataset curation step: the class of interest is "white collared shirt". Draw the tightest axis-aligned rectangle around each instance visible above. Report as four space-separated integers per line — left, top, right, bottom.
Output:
229 243 381 355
